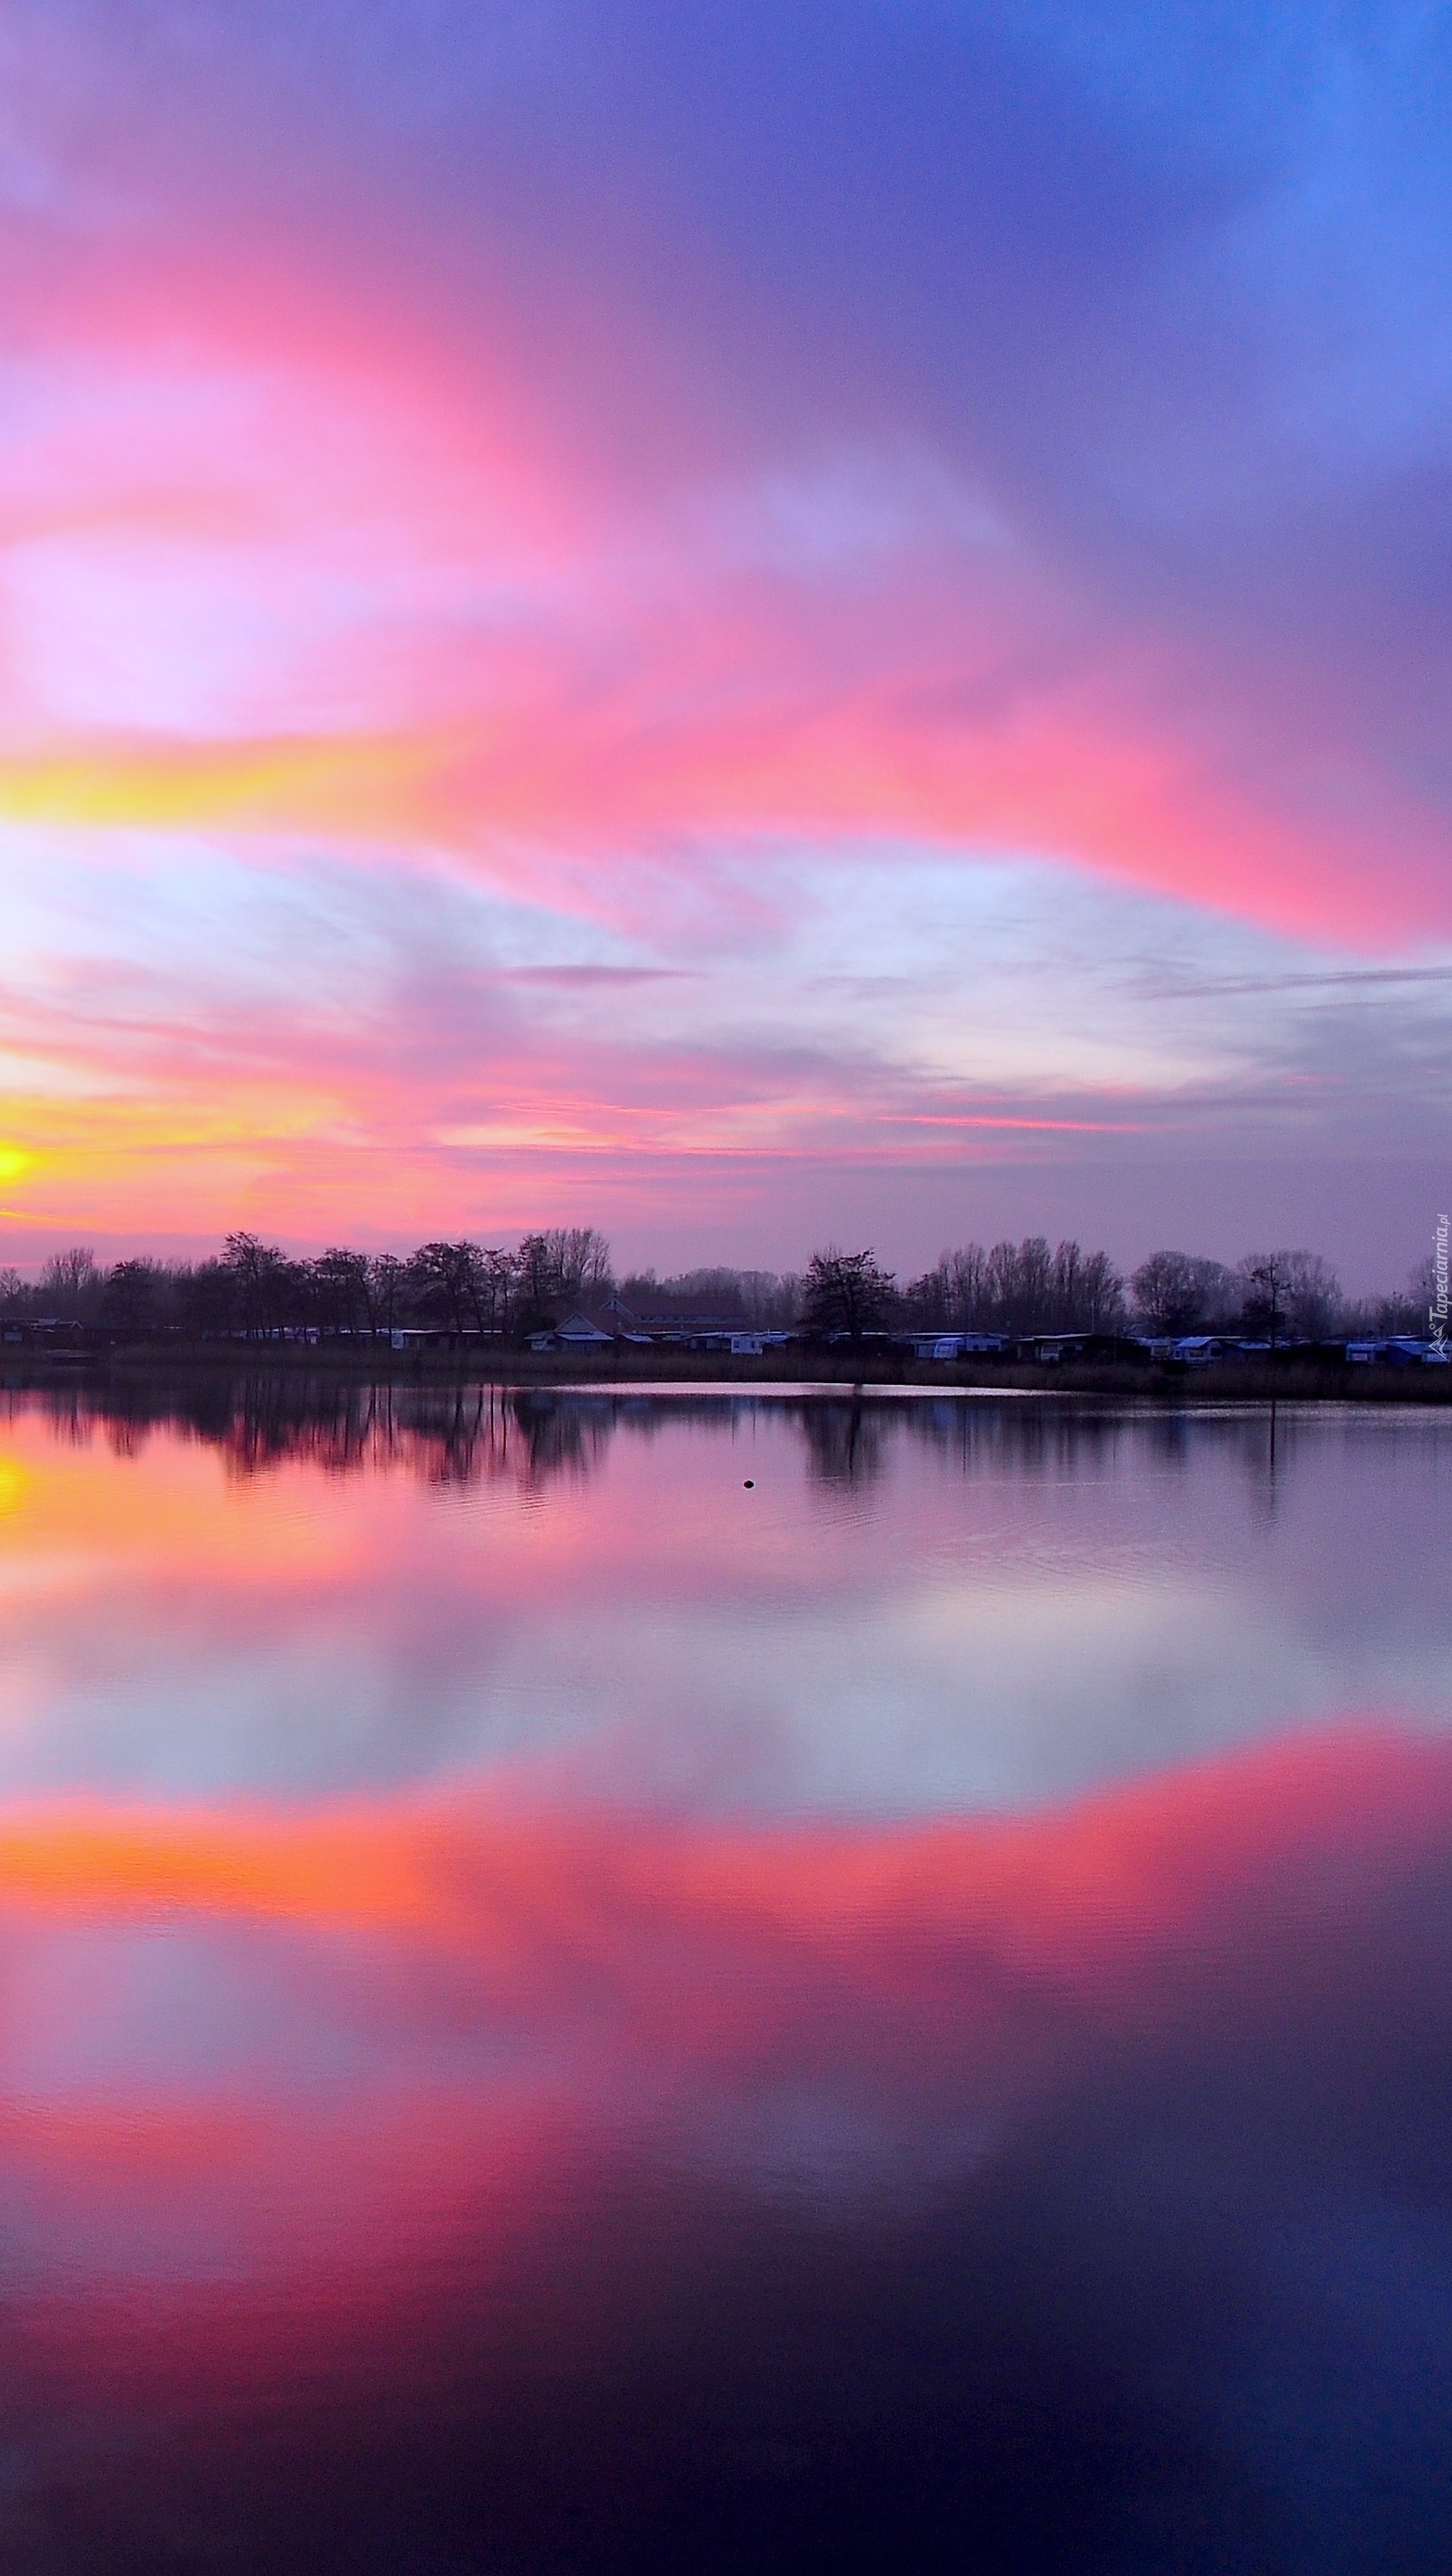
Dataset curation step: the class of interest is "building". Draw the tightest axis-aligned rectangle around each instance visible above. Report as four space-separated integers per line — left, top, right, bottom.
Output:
601 1291 754 1345
527 1308 656 1355
900 1331 1007 1361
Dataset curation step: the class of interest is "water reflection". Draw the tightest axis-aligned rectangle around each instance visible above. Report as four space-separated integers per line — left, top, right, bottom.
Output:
12 1378 622 1492
7 1375 1428 1504
0 1389 1450 2567
0 1387 1448 1815
0 1732 1448 2570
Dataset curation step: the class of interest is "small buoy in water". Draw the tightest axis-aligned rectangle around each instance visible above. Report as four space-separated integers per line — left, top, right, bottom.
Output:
744 1479 754 1488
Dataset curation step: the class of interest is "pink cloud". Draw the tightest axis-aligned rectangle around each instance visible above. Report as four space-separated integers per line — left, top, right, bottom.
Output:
0 1723 1440 2306
0 47 1447 1263
0 231 1444 953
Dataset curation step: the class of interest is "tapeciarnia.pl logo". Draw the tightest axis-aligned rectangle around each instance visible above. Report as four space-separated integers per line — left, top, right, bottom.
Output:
1432 1213 1449 1357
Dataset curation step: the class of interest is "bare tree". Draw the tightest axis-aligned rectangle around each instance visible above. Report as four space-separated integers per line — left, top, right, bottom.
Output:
222 1232 297 1337
179 1257 237 1335
1281 1252 1343 1340
800 1247 897 1349
625 1265 800 1327
1046 1241 1126 1331
311 1248 375 1336
901 1262 951 1328
944 1243 992 1327
514 1228 612 1327
472 1248 517 1335
1073 1248 1128 1332
546 1227 612 1297
40 1245 100 1317
514 1234 560 1331
1049 1238 1084 1330
1238 1253 1289 1348
103 1259 166 1331
905 1239 1123 1333
982 1237 1055 1331
1237 1250 1341 1344
368 1254 409 1332
411 1243 486 1338
1131 1251 1234 1336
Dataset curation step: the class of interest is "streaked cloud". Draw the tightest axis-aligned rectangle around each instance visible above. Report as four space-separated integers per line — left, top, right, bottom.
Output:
0 2 1447 1264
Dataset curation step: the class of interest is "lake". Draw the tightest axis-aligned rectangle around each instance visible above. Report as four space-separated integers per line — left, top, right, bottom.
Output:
0 1381 1449 2571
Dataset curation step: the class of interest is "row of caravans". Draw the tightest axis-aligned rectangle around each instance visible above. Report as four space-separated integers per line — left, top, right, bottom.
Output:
900 1329 1449 1367
530 1313 1452 1368
5 1312 1447 1368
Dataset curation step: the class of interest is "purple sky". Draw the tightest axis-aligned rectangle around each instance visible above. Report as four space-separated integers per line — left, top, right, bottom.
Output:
0 2 1447 1285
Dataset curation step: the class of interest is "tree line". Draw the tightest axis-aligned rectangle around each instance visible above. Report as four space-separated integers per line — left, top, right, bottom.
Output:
0 1228 1438 1343
0 1229 613 1340
802 1237 1436 1344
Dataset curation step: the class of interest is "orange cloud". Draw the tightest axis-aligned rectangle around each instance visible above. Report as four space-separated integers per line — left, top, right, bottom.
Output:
0 1723 1439 2408
0 1724 1438 1991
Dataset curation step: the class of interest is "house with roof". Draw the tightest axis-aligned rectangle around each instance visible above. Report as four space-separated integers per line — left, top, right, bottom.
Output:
525 1291 790 1358
601 1290 745 1341
527 1307 654 1355
593 1291 789 1352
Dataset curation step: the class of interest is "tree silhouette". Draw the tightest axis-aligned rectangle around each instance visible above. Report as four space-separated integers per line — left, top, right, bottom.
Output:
800 1248 896 1350
1131 1251 1233 1336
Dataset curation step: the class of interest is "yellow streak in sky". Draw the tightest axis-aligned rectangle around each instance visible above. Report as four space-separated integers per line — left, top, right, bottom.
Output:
0 734 441 837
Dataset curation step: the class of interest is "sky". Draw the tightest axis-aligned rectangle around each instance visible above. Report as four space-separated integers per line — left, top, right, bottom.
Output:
0 1 1448 1285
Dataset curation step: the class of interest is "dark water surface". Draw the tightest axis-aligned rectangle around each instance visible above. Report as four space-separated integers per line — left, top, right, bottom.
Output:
0 1384 1449 2571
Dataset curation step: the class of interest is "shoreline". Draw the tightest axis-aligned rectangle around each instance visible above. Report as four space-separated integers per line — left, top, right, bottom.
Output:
2 1343 1448 1405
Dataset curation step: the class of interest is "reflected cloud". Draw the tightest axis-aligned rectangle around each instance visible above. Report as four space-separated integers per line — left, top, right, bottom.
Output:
0 1729 1448 2564
0 1392 1447 1820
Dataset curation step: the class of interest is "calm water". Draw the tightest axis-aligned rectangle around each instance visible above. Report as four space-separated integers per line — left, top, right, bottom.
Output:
0 1383 1450 2571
